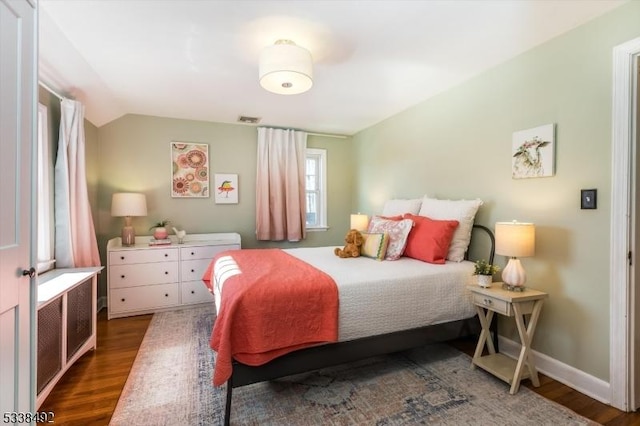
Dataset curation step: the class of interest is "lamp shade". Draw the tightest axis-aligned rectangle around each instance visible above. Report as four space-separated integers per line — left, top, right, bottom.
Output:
259 39 313 95
495 221 535 258
350 213 369 232
111 193 147 217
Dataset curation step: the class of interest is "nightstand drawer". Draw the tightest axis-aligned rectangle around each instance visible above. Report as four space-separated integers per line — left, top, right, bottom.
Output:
472 293 536 316
473 293 511 315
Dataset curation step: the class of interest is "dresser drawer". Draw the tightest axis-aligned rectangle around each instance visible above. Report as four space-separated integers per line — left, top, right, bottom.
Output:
110 283 179 314
181 280 214 305
109 247 178 265
181 258 213 283
109 262 179 288
180 244 239 261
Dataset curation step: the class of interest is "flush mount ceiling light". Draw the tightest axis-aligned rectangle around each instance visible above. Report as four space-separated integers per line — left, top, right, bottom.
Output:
259 39 313 95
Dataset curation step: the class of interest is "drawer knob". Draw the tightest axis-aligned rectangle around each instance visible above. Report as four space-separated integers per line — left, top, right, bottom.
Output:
191 290 195 294
121 275 125 279
120 256 125 260
165 271 169 275
121 298 125 302
191 252 195 256
191 269 195 273
483 298 493 306
164 253 168 257
165 293 169 297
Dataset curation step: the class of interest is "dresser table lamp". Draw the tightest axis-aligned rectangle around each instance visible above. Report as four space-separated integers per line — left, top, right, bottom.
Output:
111 193 147 246
495 221 535 291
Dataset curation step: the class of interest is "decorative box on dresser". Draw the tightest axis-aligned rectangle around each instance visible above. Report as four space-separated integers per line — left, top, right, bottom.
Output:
107 232 241 319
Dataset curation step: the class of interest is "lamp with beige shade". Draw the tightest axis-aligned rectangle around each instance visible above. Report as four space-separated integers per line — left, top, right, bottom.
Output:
495 221 535 291
111 193 147 246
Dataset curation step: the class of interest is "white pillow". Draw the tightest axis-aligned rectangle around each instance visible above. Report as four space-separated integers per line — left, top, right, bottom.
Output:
381 198 422 216
418 196 483 262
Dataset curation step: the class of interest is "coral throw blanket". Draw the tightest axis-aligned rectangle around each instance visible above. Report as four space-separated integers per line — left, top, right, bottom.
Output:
203 248 339 386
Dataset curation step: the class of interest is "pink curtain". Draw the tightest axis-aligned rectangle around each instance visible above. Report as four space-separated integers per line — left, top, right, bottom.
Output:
256 128 307 241
54 99 101 267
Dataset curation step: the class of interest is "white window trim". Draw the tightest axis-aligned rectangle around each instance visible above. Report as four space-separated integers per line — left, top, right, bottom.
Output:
306 148 328 230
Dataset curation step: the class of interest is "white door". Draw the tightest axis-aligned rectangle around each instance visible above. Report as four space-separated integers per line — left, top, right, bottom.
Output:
635 55 640 411
0 0 37 418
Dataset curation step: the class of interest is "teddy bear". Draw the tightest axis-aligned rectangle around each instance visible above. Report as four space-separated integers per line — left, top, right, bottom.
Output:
334 229 364 258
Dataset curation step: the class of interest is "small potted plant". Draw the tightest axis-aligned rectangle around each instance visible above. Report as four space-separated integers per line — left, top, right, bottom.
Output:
150 219 170 240
473 259 500 288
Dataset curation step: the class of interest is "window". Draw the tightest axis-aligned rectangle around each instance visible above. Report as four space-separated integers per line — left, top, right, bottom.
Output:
305 148 327 229
37 103 55 273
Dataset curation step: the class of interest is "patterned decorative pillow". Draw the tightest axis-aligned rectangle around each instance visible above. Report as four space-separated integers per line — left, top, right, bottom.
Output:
367 216 414 260
360 233 390 261
417 197 483 262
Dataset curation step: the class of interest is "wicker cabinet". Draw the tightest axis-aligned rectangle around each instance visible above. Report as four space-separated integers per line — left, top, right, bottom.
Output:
107 233 241 319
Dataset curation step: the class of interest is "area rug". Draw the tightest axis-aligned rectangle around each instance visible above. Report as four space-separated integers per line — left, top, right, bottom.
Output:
110 306 596 425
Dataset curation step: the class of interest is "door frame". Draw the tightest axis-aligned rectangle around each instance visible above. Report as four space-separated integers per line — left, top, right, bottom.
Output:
611 36 640 412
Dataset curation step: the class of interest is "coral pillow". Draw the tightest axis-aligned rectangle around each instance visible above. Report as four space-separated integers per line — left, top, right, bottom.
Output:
418 196 483 262
368 217 414 260
360 233 390 261
403 214 459 264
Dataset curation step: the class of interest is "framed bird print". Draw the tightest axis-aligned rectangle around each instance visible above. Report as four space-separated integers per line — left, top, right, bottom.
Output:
171 142 210 197
214 173 238 204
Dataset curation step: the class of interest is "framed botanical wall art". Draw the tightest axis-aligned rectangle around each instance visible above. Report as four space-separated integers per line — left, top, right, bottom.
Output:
214 173 238 204
171 142 209 197
512 124 555 179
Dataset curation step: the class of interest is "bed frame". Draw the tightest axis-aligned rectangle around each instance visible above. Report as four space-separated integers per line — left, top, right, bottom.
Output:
221 224 496 425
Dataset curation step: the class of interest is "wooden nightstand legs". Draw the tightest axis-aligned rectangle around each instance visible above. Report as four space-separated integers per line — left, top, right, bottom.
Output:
511 300 544 393
472 306 496 359
472 299 545 394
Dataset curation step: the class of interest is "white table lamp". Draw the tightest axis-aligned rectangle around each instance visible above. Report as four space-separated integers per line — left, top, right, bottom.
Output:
495 221 535 290
111 193 147 246
350 213 369 232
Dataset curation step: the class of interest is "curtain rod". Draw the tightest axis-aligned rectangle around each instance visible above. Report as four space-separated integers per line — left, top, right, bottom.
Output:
307 132 348 139
257 127 348 139
38 81 65 101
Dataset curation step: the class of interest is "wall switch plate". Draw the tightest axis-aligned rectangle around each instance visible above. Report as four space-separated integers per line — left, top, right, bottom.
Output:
581 189 597 209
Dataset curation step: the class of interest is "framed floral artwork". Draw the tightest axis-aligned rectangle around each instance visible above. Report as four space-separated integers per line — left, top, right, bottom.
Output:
171 142 209 197
214 173 238 204
512 123 555 179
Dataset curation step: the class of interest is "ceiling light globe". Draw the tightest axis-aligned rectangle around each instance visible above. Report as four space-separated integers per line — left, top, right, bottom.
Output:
259 40 313 95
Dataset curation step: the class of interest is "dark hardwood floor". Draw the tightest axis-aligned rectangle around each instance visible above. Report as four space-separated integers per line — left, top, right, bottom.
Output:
38 311 640 425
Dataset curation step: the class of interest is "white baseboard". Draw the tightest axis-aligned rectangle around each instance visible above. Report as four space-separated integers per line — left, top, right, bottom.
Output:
498 336 611 405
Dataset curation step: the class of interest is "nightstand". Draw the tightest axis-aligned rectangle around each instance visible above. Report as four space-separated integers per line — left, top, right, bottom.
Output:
467 283 548 394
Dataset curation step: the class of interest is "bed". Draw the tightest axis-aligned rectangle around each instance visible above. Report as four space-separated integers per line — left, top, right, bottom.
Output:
205 220 496 425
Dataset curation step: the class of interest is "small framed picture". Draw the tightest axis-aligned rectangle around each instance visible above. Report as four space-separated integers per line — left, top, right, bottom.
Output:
214 174 238 204
512 124 555 179
581 189 597 210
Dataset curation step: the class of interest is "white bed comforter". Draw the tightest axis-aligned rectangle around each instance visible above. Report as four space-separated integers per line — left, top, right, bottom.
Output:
213 246 476 342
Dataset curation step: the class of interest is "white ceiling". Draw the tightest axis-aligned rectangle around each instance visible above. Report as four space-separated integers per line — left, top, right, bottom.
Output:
39 0 626 135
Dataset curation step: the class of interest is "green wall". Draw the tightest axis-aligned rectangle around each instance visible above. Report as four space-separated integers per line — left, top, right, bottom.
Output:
95 114 353 296
352 0 640 381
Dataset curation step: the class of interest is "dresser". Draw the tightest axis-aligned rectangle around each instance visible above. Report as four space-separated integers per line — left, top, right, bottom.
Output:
107 233 241 319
